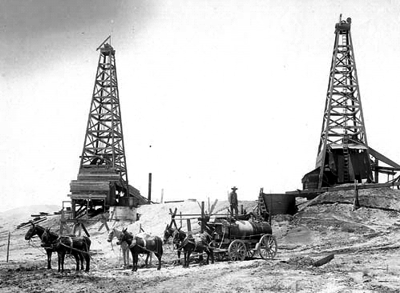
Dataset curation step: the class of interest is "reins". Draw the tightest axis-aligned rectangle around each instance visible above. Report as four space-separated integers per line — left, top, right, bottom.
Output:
27 239 49 255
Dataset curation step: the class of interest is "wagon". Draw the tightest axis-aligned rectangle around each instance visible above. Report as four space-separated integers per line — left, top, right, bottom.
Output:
207 217 277 261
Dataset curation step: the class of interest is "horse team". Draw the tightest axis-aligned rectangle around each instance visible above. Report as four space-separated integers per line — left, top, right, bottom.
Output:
25 222 214 273
25 222 91 272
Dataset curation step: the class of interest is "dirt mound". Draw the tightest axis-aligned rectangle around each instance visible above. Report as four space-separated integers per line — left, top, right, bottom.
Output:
306 186 400 211
122 200 257 236
279 187 400 253
0 205 61 232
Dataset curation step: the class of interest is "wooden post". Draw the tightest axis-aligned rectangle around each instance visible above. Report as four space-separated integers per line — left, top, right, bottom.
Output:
269 194 273 225
81 223 90 237
240 205 243 215
98 214 110 232
60 209 65 235
72 200 76 219
187 219 192 236
180 211 182 228
161 188 164 203
201 201 205 233
374 158 379 183
353 180 360 210
313 254 335 267
6 232 10 262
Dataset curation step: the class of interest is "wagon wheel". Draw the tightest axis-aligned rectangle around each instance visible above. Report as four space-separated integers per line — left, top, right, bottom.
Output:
246 248 255 259
258 234 277 260
228 240 246 261
209 240 226 261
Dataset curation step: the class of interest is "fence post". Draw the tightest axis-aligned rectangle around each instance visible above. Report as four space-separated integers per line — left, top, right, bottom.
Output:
6 232 10 262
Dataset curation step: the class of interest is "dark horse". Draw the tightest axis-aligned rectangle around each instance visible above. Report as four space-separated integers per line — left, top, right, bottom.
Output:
163 224 186 265
173 230 214 268
117 228 163 272
42 228 91 272
24 222 61 269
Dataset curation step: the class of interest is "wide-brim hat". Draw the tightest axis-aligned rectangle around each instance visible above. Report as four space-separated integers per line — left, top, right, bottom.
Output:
231 186 238 190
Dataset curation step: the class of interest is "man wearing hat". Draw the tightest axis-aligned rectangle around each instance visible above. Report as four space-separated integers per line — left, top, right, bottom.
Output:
228 186 239 217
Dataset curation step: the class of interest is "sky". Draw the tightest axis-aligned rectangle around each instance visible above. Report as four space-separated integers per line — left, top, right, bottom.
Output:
2 0 400 212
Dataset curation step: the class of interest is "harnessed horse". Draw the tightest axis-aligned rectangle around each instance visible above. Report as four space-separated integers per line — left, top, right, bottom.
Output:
117 228 163 272
163 224 186 264
108 227 131 268
42 228 91 272
173 230 214 268
24 222 63 269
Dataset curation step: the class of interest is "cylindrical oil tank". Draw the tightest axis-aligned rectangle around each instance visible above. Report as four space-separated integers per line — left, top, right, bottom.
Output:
229 220 272 239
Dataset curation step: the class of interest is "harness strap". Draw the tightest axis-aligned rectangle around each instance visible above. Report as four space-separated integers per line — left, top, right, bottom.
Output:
68 236 73 254
142 238 147 249
59 241 91 257
131 238 159 255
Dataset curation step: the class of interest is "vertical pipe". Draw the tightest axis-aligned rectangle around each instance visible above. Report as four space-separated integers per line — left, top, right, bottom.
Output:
148 173 152 203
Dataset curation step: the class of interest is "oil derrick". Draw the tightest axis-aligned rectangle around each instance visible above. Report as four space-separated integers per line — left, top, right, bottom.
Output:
302 16 400 190
69 37 147 218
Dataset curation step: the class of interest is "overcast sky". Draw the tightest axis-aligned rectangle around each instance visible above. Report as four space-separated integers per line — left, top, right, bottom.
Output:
1 0 400 212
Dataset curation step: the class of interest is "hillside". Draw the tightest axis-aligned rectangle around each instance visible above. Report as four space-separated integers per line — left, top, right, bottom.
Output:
1 191 400 292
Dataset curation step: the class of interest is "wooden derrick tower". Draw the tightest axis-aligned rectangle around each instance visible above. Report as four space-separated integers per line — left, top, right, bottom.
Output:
69 37 147 218
302 16 400 190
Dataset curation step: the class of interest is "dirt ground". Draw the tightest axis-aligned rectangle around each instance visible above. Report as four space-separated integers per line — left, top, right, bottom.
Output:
1 189 400 293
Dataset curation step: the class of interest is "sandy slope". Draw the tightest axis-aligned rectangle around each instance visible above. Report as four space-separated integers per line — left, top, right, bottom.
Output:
1 192 400 292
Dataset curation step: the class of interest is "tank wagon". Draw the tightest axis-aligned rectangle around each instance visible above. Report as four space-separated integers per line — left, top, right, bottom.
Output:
207 217 277 261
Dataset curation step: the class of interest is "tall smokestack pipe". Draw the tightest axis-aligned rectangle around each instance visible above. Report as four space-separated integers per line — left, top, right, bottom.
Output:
148 173 152 203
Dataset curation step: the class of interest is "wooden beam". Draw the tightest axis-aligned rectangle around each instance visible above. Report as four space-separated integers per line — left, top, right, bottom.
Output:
287 181 400 197
369 146 400 169
313 254 334 267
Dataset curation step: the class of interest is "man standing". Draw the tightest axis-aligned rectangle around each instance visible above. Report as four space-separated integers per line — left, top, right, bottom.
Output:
228 186 239 217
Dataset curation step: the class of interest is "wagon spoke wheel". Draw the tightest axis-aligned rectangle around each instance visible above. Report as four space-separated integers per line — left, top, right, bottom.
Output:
228 240 246 261
258 234 277 260
246 248 255 259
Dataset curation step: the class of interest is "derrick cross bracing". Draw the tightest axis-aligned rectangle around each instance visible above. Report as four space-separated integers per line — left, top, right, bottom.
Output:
68 37 147 219
302 16 400 191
